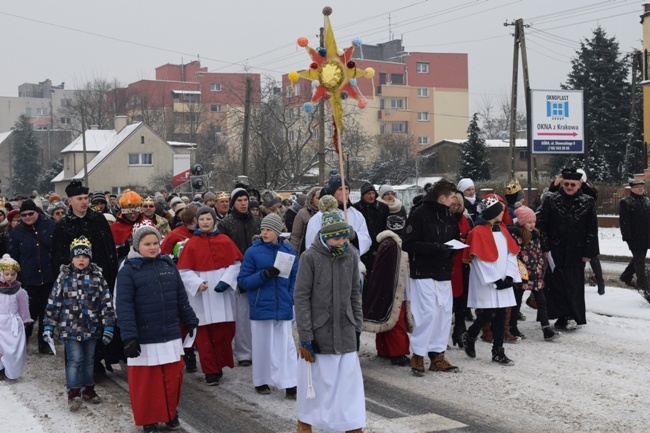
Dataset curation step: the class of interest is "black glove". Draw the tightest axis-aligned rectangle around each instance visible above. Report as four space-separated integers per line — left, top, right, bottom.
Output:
186 325 196 338
494 276 514 290
123 338 141 358
214 281 231 293
263 267 280 279
356 331 361 352
442 244 455 259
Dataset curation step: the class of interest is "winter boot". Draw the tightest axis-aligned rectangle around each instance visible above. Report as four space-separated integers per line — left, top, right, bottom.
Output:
68 387 82 412
345 429 364 433
297 420 313 432
464 308 474 321
480 321 493 343
504 308 521 343
82 383 101 404
491 346 514 366
451 320 466 348
286 386 297 399
410 354 425 377
143 424 161 432
462 332 477 358
166 415 181 431
184 348 197 373
542 326 561 341
429 352 459 372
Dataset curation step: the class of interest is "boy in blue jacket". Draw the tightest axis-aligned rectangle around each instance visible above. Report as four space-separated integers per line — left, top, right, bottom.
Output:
238 213 298 398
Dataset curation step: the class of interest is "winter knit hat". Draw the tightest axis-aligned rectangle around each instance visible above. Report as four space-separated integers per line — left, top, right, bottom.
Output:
230 188 249 208
576 168 587 183
20 199 40 214
480 196 504 221
326 170 350 195
319 195 350 240
70 236 92 260
131 221 160 251
91 192 107 205
203 191 216 203
48 194 61 204
261 213 283 236
0 253 20 272
249 199 260 210
296 193 307 207
360 182 376 196
515 206 536 225
170 196 183 208
196 205 218 224
47 201 68 216
261 190 280 208
378 185 395 199
65 180 89 197
457 178 475 194
629 178 645 187
561 167 582 181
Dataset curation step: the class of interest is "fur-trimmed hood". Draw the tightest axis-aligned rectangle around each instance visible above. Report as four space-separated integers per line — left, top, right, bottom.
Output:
376 229 402 247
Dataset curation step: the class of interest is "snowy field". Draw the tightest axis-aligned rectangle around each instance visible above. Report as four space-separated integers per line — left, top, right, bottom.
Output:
2 226 649 433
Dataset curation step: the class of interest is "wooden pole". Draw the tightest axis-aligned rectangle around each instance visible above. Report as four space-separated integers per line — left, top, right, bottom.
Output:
335 124 347 220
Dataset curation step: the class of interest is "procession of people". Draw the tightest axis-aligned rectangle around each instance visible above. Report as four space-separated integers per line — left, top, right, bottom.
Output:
4 164 647 433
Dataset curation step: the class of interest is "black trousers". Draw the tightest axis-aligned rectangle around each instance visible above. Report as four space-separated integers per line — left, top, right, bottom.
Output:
509 287 525 329
467 307 506 348
621 248 648 289
24 283 53 348
531 289 550 327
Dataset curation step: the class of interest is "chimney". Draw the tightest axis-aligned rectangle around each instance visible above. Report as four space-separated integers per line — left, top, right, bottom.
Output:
114 115 128 133
90 125 98 130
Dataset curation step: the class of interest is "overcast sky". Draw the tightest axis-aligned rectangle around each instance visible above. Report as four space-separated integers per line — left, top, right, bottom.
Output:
0 0 644 117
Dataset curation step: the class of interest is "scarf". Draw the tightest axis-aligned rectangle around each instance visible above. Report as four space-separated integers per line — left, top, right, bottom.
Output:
0 280 21 295
377 197 403 214
321 236 348 257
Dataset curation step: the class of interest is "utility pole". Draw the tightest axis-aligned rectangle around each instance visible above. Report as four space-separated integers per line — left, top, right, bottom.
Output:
241 77 252 176
506 20 520 181
80 103 89 189
318 26 326 185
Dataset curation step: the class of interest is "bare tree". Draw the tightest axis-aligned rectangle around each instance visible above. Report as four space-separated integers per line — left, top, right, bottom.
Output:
476 92 526 140
58 77 120 134
361 133 416 184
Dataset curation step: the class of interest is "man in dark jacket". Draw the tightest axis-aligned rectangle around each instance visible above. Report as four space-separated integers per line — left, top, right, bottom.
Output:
619 179 650 290
537 167 599 330
8 199 57 354
353 182 389 276
51 180 120 372
402 179 460 376
217 187 261 367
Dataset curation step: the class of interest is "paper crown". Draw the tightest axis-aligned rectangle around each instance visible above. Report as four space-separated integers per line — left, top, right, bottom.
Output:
70 236 92 259
131 219 155 236
0 253 20 272
482 196 500 209
216 191 230 200
119 190 143 213
142 195 156 204
505 180 522 195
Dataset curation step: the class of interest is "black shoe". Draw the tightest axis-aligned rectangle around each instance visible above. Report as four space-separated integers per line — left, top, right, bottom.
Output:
390 355 411 366
285 386 297 399
464 308 474 322
517 311 526 321
451 328 465 348
510 327 526 340
184 351 197 373
0 369 5 381
255 384 271 395
82 384 101 404
597 281 605 295
166 416 181 431
462 332 476 358
543 326 561 341
238 360 252 367
206 373 221 386
619 275 635 287
38 344 54 355
143 424 160 432
491 347 514 366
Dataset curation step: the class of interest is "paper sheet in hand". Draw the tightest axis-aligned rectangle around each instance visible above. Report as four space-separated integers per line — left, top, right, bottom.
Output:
44 333 56 355
183 332 196 349
445 239 469 250
273 251 295 278
547 251 555 272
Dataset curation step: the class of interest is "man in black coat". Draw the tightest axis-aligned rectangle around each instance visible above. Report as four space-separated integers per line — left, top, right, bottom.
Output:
217 187 261 367
353 182 389 276
51 180 120 372
402 179 460 376
619 179 650 290
537 167 599 329
8 199 57 354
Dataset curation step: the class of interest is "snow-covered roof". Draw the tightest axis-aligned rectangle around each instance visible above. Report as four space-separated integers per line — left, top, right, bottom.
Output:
61 130 116 153
168 141 196 148
403 176 442 188
172 90 201 94
444 138 528 148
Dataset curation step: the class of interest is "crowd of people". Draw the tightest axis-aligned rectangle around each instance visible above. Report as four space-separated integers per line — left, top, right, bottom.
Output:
1 165 644 433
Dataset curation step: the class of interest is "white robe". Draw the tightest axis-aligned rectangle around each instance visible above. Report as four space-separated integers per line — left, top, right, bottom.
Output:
467 231 521 309
305 207 371 256
180 262 241 325
297 352 366 431
250 320 297 389
0 289 32 379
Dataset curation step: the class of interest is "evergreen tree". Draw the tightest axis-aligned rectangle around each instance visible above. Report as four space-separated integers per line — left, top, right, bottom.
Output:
458 113 490 181
553 27 630 182
623 50 645 178
10 115 42 194
38 158 63 192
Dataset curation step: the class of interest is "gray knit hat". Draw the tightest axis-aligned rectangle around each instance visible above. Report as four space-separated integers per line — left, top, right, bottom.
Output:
196 205 218 223
131 221 161 252
261 213 283 236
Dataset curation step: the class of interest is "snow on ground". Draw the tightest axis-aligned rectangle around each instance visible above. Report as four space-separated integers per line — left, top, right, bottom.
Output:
1 227 648 432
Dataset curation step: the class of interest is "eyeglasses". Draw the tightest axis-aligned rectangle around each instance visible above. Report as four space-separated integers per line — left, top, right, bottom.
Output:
142 204 155 208
53 211 65 215
20 211 36 217
562 182 578 188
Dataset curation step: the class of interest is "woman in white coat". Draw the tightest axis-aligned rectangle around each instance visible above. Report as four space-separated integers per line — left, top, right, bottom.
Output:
177 206 243 385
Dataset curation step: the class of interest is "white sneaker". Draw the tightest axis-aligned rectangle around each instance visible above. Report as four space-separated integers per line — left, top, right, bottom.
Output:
565 319 578 331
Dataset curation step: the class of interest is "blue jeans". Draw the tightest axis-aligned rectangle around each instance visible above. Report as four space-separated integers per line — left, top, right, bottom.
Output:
64 338 97 389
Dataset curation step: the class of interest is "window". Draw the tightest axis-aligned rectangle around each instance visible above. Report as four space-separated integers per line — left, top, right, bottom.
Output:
140 136 145 144
391 74 404 85
61 98 71 107
418 136 430 145
174 114 180 124
185 113 197 122
36 107 47 116
128 153 153 165
294 85 301 97
391 98 404 109
286 85 295 97
418 112 430 121
391 122 407 133
379 72 387 85
60 117 71 125
210 83 222 92
416 62 430 73
380 99 385 109
417 87 429 97
26 107 32 116
211 104 222 112
519 150 528 160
